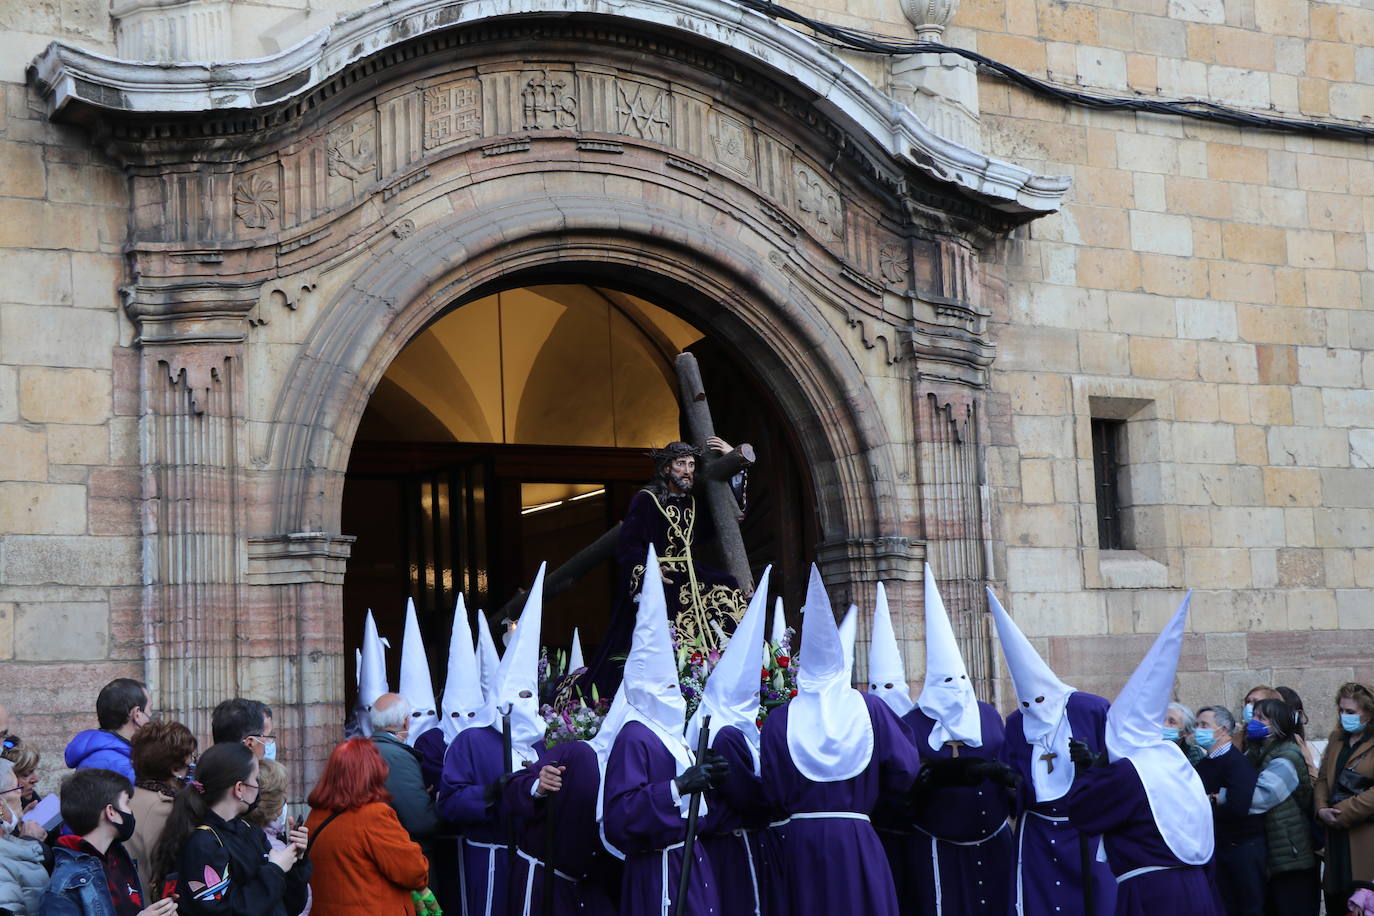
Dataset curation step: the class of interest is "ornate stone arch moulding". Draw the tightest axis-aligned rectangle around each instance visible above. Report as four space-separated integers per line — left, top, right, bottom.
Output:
29 0 1067 217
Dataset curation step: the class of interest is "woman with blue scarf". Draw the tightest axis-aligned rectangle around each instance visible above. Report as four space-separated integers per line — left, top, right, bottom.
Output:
1315 682 1374 916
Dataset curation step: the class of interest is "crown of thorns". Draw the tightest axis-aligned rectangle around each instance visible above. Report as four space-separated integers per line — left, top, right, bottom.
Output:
646 441 702 465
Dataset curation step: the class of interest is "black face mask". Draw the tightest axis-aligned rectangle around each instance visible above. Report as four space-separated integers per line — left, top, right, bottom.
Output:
111 808 136 844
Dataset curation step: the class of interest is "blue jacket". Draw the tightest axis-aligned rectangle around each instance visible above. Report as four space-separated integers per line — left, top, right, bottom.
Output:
64 731 135 784
39 842 142 916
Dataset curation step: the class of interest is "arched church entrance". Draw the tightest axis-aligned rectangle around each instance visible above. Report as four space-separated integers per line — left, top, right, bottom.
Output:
340 276 816 700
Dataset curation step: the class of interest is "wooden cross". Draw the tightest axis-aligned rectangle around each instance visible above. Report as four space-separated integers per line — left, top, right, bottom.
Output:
1040 750 1058 774
945 741 965 758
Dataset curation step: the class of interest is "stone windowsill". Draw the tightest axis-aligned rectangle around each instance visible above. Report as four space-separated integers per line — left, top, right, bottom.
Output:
1090 549 1168 589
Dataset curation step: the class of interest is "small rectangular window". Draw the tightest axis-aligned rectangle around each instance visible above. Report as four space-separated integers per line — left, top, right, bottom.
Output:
1091 418 1126 550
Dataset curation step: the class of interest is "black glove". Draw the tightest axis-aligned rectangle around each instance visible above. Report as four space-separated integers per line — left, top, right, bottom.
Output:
1068 740 1105 774
967 758 1022 789
675 751 730 795
483 773 514 807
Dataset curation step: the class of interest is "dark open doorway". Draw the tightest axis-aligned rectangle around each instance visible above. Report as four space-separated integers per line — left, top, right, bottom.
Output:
340 282 816 705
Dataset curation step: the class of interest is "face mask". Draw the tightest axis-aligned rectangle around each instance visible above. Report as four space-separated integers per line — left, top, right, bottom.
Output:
1162 727 1180 742
262 741 277 762
111 808 136 844
1195 728 1215 749
1342 713 1364 734
1246 719 1270 741
1242 703 1254 723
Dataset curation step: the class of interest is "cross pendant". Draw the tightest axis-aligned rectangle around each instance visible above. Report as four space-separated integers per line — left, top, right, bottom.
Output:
1040 751 1057 774
945 741 965 758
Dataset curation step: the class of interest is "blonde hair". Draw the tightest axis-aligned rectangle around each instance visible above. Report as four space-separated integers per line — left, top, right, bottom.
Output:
1 744 39 777
244 757 288 829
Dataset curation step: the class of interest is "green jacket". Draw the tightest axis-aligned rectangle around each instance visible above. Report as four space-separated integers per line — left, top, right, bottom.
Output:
1254 739 1315 875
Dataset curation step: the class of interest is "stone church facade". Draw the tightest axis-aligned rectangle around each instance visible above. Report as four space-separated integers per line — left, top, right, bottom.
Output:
1 0 1371 782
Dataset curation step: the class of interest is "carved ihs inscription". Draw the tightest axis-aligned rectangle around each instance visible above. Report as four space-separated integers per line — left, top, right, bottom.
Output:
616 82 669 142
794 164 843 239
327 116 377 182
424 80 481 150
522 71 577 130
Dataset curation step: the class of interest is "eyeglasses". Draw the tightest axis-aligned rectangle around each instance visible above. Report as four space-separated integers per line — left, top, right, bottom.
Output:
0 785 23 796
246 734 276 745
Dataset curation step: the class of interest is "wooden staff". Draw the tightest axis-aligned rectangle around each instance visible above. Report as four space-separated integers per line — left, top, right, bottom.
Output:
674 715 712 916
541 759 560 916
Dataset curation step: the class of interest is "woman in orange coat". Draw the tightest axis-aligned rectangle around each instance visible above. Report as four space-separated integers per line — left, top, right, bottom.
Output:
304 737 430 916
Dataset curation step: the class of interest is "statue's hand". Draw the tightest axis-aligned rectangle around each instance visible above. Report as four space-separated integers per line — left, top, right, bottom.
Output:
706 436 734 454
659 562 672 583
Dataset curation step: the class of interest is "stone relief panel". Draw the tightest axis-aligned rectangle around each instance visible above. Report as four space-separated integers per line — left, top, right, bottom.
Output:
233 169 279 232
521 69 578 130
794 163 844 242
326 111 379 207
615 80 671 142
422 78 482 152
379 90 423 177
710 110 756 182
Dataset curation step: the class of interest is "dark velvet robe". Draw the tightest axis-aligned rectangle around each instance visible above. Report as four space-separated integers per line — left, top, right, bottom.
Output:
603 721 722 916
588 490 744 692
436 725 509 916
504 740 620 915
1067 758 1223 916
1002 692 1118 916
760 692 923 916
700 725 775 916
898 702 1016 916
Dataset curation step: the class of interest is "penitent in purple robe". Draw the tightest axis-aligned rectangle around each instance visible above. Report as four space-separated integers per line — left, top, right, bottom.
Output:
414 727 448 795
760 692 923 916
1066 759 1222 916
900 702 1016 916
1002 691 1117 916
700 726 775 916
504 740 620 916
436 725 509 916
603 721 722 916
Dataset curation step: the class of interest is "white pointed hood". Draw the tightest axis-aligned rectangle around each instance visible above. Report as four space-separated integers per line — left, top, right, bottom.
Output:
771 598 787 648
569 627 585 673
493 563 548 771
687 566 772 774
840 604 858 682
476 610 501 705
1107 592 1211 864
867 581 914 718
441 594 495 739
988 586 1076 801
623 544 696 815
356 610 390 737
399 599 440 746
916 565 982 751
786 565 874 782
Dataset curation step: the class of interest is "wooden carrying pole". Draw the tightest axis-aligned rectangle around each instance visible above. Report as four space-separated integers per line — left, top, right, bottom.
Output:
674 352 755 596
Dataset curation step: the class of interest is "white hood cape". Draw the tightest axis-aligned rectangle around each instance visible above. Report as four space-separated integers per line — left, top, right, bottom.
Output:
492 563 548 771
867 581 915 718
399 598 441 746
440 594 495 740
987 587 1076 802
786 565 873 782
686 566 773 775
1107 592 1212 865
915 564 982 752
356 610 391 738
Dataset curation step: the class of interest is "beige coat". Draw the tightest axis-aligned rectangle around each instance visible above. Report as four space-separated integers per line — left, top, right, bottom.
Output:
1315 730 1374 891
126 784 175 895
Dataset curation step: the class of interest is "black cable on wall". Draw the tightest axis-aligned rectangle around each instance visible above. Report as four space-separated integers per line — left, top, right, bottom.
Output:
737 0 1374 141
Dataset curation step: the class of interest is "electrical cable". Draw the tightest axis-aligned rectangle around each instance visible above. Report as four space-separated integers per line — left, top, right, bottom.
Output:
734 0 1374 141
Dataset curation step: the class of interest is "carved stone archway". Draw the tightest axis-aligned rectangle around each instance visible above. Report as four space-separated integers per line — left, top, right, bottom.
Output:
31 0 1064 777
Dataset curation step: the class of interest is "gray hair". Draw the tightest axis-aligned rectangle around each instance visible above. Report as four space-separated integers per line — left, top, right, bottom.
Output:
370 693 412 732
1167 702 1196 738
1199 705 1236 734
0 759 14 789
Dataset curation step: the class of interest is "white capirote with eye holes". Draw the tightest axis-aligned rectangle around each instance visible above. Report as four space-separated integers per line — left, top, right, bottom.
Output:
400 597 441 746
867 580 914 718
987 586 1077 802
492 563 548 771
440 593 495 741
915 564 983 752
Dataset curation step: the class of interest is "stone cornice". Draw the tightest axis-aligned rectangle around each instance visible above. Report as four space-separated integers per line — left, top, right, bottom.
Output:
28 0 1068 217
